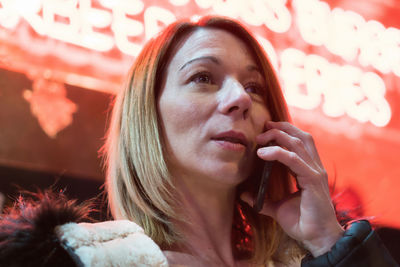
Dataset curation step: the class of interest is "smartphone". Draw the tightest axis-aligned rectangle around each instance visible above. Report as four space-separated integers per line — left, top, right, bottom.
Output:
252 141 276 212
253 160 274 212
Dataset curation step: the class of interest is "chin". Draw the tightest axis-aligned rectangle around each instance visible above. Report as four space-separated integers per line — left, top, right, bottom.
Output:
207 162 250 186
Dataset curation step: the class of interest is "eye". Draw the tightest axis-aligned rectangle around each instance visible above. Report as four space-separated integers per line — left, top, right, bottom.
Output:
191 72 213 84
245 82 264 96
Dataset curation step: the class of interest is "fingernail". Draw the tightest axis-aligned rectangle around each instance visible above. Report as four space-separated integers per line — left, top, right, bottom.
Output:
258 147 268 155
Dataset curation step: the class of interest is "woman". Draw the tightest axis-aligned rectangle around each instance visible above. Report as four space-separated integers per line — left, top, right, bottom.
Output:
102 16 383 266
0 16 396 267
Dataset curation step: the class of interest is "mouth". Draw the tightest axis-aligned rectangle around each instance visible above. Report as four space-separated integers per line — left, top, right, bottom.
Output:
211 131 249 148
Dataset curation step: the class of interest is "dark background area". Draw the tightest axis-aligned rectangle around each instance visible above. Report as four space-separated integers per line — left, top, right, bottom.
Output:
0 69 110 180
0 164 109 222
0 68 111 220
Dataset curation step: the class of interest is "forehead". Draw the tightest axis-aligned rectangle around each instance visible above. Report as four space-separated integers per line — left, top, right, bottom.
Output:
169 28 258 67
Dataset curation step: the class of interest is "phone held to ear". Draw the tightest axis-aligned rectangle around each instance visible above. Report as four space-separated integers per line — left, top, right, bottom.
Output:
253 160 274 212
253 141 275 213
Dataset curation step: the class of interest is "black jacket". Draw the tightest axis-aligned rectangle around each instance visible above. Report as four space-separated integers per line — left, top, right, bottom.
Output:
302 220 399 267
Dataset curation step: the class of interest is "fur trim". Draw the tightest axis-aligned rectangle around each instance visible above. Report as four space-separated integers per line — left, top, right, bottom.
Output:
0 190 93 267
56 220 169 266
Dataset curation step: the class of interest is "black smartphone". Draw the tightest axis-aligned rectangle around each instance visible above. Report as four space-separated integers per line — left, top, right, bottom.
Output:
253 160 274 212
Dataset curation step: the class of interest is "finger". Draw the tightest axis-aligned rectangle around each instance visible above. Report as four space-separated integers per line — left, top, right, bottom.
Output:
257 146 321 187
263 121 323 166
256 128 313 166
265 121 308 140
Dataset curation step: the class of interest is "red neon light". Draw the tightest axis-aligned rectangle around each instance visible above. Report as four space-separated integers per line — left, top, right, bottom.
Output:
0 0 398 127
280 48 391 127
293 0 400 77
2 0 398 72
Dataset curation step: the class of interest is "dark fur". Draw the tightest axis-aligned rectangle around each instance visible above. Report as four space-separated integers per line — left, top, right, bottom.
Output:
0 190 93 267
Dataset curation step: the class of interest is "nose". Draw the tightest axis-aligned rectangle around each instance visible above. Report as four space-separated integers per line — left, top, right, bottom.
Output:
218 77 252 120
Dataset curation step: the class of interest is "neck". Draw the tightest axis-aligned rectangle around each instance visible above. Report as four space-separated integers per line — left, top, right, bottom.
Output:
172 174 238 266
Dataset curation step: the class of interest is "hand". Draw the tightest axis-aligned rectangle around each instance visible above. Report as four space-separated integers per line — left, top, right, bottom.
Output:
241 121 344 257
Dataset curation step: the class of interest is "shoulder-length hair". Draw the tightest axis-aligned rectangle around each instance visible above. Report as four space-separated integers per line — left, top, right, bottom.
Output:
103 16 296 265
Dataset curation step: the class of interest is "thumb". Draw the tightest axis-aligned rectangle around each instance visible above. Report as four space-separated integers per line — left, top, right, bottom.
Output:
240 192 277 219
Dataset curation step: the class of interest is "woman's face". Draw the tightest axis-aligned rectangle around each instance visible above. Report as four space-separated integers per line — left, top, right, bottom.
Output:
158 28 271 187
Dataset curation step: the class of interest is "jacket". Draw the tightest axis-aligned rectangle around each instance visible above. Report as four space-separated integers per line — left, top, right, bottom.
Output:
0 191 397 267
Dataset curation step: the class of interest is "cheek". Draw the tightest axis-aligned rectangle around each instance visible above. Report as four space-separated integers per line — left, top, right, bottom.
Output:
158 95 213 174
158 94 210 157
253 104 271 132
160 98 200 133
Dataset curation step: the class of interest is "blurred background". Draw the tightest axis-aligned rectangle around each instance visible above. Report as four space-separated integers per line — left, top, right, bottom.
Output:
1 0 399 260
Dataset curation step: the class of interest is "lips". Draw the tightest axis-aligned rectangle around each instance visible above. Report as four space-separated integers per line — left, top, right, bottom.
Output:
211 131 248 147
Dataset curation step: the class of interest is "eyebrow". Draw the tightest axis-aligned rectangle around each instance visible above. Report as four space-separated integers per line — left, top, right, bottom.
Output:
179 55 264 77
246 65 262 74
179 56 220 71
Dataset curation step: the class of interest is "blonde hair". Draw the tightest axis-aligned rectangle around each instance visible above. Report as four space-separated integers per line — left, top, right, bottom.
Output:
103 16 297 265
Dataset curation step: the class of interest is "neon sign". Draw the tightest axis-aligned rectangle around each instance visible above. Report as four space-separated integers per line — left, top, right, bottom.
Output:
293 0 400 77
0 0 176 56
280 48 391 127
0 0 397 127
